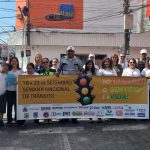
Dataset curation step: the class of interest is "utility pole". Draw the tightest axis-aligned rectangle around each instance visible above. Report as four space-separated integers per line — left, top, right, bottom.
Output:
123 0 132 56
18 6 25 69
26 0 31 63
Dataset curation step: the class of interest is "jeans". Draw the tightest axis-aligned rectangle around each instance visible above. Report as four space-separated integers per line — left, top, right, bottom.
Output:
6 91 16 123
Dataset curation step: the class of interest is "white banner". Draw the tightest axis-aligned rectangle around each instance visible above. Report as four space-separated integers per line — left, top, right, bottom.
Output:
17 104 149 120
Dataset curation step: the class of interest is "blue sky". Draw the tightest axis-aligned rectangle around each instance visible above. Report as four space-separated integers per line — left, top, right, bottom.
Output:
0 0 15 44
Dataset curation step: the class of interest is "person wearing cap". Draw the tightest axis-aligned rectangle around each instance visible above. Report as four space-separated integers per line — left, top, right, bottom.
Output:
56 46 83 124
137 49 148 72
57 46 83 75
118 53 128 70
0 63 9 127
83 53 99 70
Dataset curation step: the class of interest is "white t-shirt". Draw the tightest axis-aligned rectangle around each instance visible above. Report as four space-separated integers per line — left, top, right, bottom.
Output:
98 68 117 76
0 73 7 95
141 68 150 77
122 68 141 77
7 69 23 91
118 62 128 70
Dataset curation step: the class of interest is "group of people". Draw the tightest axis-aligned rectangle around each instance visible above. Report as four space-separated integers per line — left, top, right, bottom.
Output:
0 45 149 127
0 53 59 127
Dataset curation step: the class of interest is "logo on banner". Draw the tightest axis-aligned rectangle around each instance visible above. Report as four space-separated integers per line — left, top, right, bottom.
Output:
63 112 70 116
105 110 113 116
72 111 82 116
102 106 112 110
124 112 135 117
137 108 146 113
24 113 29 119
115 106 123 117
90 106 100 110
64 106 78 109
51 112 62 116
79 106 89 109
52 107 63 110
41 107 51 111
96 110 105 117
116 110 123 117
43 112 49 118
23 107 28 112
124 106 135 117
84 111 95 116
33 112 38 118
137 113 145 117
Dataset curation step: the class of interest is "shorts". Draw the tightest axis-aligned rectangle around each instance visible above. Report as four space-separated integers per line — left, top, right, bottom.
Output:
0 93 6 113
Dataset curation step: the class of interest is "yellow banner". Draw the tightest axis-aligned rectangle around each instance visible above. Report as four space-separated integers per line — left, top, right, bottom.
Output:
18 75 148 105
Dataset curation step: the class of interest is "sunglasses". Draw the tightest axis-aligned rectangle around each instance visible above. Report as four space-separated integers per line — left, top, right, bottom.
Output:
129 61 135 64
43 61 49 64
52 61 58 63
67 50 74 52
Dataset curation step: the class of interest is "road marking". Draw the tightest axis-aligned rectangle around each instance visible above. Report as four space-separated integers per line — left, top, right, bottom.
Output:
79 137 88 142
19 127 84 135
62 134 71 150
102 124 148 131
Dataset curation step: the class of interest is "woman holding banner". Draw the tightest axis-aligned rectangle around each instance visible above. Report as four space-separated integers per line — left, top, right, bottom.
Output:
18 63 39 126
141 57 150 77
122 58 141 77
98 57 117 122
83 59 99 123
6 57 23 125
99 57 117 77
141 57 150 118
40 58 56 124
34 52 44 124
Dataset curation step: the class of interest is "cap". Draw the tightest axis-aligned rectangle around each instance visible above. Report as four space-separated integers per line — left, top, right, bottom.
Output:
120 53 125 57
67 46 75 51
140 49 147 54
88 53 95 58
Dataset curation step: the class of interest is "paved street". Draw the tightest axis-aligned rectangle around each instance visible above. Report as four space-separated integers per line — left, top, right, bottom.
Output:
0 119 150 150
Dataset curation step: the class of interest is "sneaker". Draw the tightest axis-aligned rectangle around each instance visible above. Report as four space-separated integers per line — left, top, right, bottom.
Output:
19 123 25 127
0 121 4 127
72 119 78 124
47 119 53 124
18 121 25 127
34 119 40 125
7 122 12 126
89 118 94 124
42 119 53 124
59 119 69 123
101 118 111 122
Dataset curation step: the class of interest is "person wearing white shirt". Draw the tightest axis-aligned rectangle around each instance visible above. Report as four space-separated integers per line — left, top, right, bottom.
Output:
141 57 150 117
0 63 9 127
19 63 39 126
141 58 150 77
83 59 99 123
6 57 23 125
122 58 141 77
98 57 117 76
98 57 117 122
83 53 99 70
22 63 39 75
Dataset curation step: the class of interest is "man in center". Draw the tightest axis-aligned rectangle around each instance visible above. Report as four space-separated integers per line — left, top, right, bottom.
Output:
56 46 83 123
